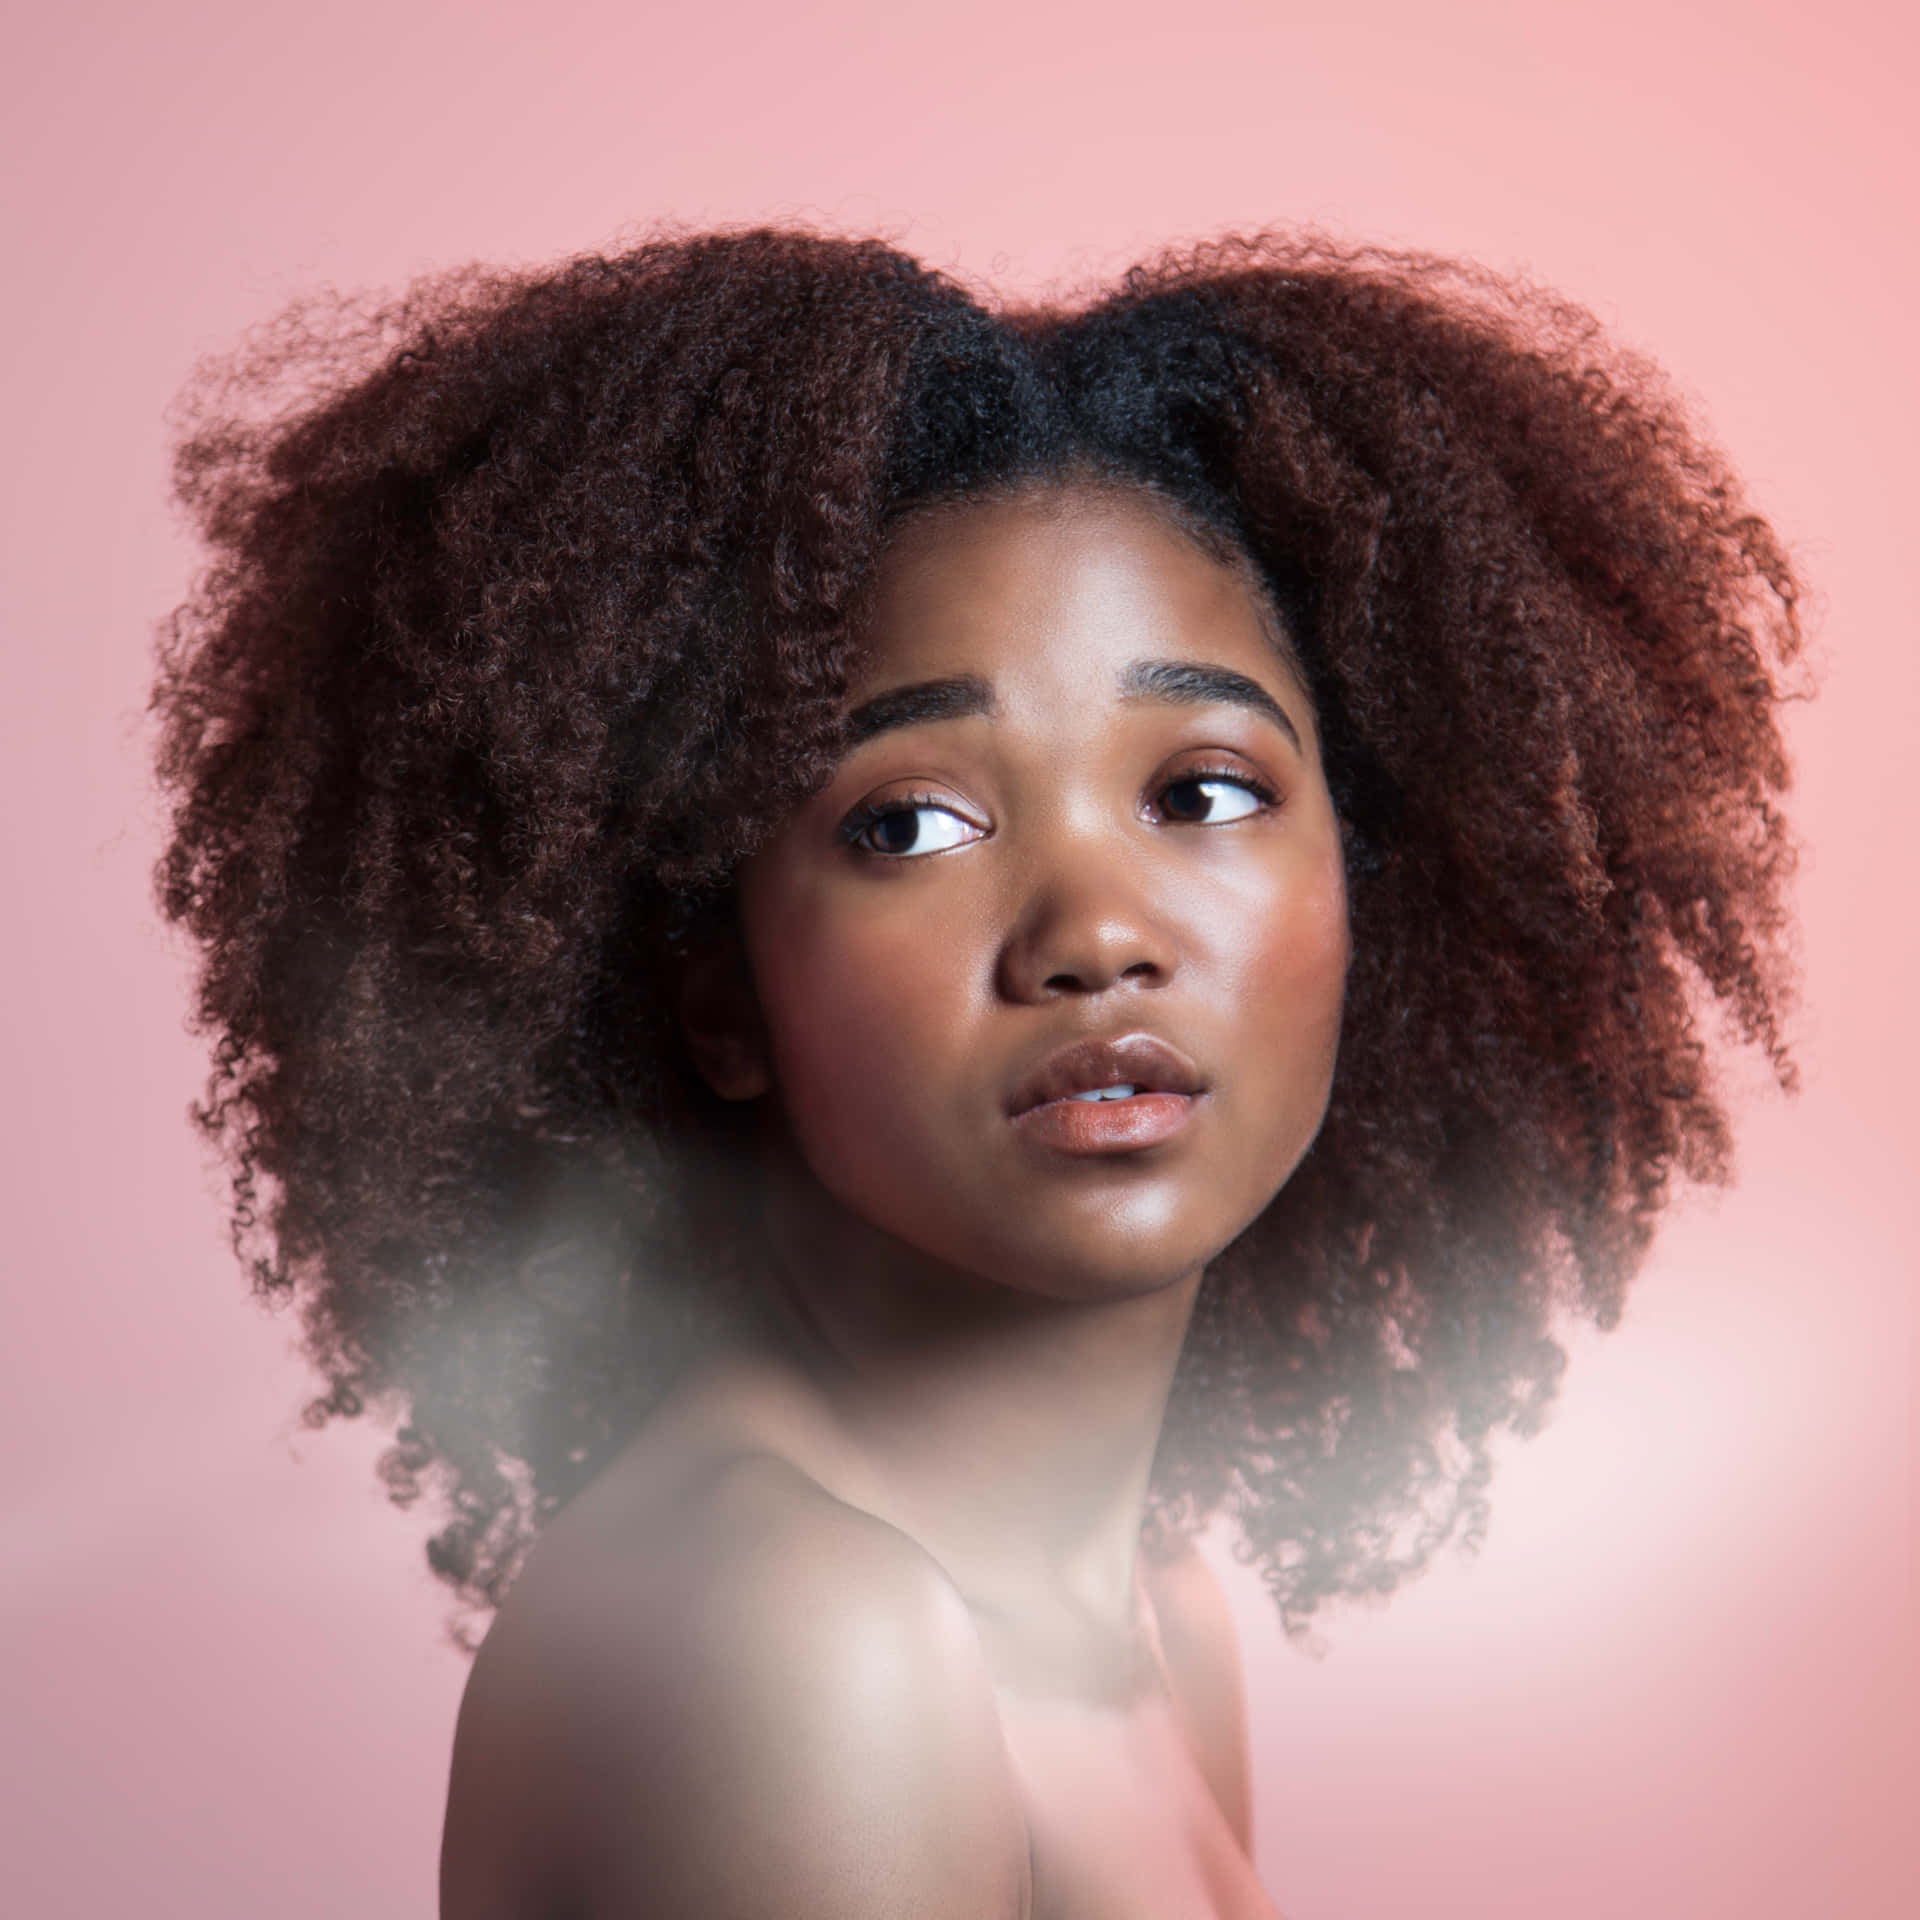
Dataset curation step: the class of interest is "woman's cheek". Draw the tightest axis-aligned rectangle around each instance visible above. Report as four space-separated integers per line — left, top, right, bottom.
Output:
757 900 961 1156
1287 845 1351 1013
1293 859 1352 1065
1233 840 1351 1141
1219 830 1349 991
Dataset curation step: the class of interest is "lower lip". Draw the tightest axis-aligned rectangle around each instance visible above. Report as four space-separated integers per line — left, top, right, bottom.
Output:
1011 1092 1198 1155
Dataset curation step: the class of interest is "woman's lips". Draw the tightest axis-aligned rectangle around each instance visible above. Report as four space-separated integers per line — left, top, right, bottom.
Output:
1010 1090 1198 1155
1008 1032 1204 1116
1005 1031 1206 1155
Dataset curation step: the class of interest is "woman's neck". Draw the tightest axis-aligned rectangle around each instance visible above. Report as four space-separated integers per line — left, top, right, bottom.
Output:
744 1135 1204 1641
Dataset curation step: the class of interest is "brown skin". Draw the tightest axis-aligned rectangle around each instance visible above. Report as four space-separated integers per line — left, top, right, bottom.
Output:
440 486 1347 1919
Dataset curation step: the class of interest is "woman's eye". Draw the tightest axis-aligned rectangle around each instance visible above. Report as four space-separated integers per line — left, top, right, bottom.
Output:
846 801 984 858
1156 775 1269 825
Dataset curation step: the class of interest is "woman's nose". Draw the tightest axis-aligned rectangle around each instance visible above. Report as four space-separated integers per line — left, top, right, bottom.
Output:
993 849 1180 1003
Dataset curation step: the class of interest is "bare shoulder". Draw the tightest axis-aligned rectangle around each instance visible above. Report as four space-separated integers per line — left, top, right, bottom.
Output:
442 1450 1030 1920
1143 1534 1254 1853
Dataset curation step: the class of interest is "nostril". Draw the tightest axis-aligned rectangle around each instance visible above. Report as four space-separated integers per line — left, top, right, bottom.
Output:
1040 959 1162 994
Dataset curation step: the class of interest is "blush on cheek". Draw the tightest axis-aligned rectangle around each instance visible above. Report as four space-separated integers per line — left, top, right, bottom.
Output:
765 983 876 1125
1251 847 1350 993
756 939 933 1183
1250 867 1352 1121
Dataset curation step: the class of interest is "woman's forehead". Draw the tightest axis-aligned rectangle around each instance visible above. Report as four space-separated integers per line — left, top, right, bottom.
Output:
852 484 1309 702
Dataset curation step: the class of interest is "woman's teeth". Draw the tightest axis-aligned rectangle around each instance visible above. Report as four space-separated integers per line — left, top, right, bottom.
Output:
1067 1084 1139 1102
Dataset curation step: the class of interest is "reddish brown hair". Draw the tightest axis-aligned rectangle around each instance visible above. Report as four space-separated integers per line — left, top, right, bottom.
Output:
155 229 1799 1631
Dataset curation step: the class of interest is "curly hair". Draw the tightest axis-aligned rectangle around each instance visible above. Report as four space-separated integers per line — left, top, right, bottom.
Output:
153 227 1800 1635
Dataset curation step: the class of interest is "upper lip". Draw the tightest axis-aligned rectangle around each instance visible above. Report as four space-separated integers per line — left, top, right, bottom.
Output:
1008 1032 1206 1116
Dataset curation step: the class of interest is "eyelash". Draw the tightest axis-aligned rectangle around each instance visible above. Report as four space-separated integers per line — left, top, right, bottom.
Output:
1155 763 1280 821
837 789 971 856
838 766 1279 858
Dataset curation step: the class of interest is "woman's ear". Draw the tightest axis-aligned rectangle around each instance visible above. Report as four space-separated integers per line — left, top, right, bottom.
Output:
676 931 772 1102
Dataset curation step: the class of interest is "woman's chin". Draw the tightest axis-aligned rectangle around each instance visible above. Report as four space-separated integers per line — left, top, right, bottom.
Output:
919 1209 1251 1312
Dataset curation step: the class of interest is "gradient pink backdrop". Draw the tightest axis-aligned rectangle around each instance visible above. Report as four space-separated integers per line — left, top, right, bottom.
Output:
3 3 1914 1914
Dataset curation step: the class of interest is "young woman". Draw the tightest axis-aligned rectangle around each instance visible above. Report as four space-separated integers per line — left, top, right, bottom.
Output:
153 229 1800 1918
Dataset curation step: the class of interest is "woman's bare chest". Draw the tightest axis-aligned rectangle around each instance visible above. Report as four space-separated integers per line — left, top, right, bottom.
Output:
993 1692 1282 1920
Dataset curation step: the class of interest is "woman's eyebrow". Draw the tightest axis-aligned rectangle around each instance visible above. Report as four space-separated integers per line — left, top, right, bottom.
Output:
1120 659 1302 750
843 674 997 746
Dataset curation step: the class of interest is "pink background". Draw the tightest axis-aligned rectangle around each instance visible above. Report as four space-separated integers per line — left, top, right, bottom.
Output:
4 3 1914 1914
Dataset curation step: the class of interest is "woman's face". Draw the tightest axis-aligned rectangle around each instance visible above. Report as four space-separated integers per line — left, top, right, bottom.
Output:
723 485 1350 1306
